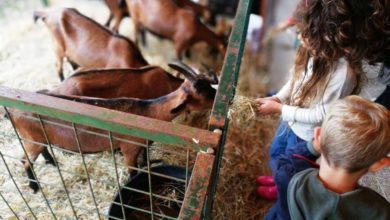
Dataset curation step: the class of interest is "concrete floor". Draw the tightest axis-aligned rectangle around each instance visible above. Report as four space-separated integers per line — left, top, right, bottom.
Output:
266 0 389 202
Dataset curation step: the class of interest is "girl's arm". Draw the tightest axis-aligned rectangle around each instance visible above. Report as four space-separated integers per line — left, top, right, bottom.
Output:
256 75 292 113
274 71 293 103
282 64 355 124
258 61 354 124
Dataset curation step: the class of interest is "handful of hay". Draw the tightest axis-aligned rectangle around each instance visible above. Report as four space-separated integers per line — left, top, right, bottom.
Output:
228 95 258 123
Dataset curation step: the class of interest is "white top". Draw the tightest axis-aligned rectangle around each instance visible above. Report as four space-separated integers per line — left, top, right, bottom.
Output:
275 58 357 141
359 62 386 101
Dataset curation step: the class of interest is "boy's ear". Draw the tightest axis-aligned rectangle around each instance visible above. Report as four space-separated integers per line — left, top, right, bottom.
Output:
313 127 321 152
368 157 390 173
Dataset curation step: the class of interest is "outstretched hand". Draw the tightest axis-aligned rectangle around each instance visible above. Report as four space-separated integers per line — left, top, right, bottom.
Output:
256 97 282 114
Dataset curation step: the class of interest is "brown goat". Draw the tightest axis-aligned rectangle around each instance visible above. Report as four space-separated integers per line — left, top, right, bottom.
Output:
52 64 218 99
33 7 148 81
104 0 129 33
52 66 184 99
110 0 215 27
173 0 214 25
9 63 217 192
126 0 226 59
106 0 215 42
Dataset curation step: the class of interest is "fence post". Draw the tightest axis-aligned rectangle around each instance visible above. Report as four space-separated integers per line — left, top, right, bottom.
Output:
204 0 253 218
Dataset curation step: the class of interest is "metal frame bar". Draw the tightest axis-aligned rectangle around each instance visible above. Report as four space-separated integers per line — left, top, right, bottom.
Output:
146 140 155 220
4 107 58 219
205 0 253 218
108 131 127 219
209 0 253 128
37 115 79 219
72 122 101 219
0 190 20 220
0 152 37 219
178 152 215 219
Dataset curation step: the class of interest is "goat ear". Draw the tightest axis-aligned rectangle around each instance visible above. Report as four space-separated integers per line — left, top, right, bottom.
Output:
201 63 219 84
170 94 189 114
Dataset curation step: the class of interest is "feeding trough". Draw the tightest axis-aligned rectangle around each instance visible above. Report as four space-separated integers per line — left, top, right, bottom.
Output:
108 165 191 220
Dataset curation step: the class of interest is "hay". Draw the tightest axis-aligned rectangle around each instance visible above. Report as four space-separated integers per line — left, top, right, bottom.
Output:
212 114 278 219
228 95 258 123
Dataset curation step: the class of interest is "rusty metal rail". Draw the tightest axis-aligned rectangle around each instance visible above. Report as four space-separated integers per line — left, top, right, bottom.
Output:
204 0 253 218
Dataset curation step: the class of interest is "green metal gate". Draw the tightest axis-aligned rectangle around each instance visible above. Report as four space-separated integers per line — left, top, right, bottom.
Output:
0 0 252 219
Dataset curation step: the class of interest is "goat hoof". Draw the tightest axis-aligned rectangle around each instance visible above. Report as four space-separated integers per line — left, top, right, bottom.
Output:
29 182 39 193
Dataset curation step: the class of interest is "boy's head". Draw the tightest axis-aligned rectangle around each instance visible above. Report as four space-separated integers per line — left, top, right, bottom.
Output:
315 96 390 173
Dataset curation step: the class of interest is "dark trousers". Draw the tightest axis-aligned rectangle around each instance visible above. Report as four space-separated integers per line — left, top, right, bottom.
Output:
265 142 319 220
269 122 306 174
375 86 390 110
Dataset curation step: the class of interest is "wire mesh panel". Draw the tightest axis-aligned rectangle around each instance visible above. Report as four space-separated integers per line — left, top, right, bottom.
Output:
0 87 220 220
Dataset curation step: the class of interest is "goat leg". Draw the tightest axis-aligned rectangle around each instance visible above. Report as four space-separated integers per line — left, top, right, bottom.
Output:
54 47 65 81
140 29 147 46
21 143 45 192
105 13 113 27
26 165 39 193
41 147 57 166
68 59 80 71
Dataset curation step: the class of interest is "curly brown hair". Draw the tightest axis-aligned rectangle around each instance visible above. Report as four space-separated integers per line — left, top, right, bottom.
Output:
289 0 389 106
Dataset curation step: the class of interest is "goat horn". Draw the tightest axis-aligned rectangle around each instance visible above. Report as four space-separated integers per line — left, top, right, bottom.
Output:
201 63 219 84
168 62 196 82
176 60 199 78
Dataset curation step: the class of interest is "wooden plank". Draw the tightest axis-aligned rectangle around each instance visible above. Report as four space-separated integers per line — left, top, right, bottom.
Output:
178 152 215 220
0 86 220 150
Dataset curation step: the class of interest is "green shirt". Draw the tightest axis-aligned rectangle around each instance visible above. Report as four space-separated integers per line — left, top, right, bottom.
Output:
288 168 390 220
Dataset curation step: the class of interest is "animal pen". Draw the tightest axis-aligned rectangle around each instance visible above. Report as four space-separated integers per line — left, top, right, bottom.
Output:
0 0 253 219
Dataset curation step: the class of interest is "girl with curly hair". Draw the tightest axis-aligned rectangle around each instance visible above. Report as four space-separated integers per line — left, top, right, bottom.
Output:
255 0 389 201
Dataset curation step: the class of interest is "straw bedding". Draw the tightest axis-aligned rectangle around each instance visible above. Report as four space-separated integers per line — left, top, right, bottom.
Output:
0 0 277 219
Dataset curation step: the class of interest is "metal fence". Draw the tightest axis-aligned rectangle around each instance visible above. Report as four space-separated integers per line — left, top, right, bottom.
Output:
0 0 252 219
0 87 219 219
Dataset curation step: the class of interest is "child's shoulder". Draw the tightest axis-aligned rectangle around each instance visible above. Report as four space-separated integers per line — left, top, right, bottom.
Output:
287 169 390 220
287 168 318 194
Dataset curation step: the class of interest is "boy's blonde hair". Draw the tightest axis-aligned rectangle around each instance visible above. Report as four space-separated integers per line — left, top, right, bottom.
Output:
320 96 390 173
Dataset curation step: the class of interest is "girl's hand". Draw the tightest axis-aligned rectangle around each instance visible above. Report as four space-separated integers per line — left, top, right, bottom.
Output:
255 96 281 105
256 96 281 104
256 98 282 114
